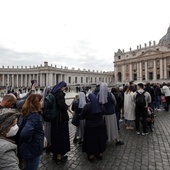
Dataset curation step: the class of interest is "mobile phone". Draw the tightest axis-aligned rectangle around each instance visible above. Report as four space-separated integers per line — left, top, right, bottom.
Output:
31 80 37 86
31 80 34 85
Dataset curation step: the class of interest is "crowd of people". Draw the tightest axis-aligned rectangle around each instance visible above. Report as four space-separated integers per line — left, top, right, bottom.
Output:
0 80 170 169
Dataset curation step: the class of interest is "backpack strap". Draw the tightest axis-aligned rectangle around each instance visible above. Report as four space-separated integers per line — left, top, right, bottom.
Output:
142 91 146 95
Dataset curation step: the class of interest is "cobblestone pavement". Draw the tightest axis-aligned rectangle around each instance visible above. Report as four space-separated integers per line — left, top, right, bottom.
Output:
39 110 170 170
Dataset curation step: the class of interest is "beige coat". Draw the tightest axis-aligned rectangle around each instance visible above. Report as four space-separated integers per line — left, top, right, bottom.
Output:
124 92 135 120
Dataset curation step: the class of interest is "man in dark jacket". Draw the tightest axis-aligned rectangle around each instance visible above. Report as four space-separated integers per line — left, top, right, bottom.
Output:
133 83 151 135
154 84 161 111
144 82 155 113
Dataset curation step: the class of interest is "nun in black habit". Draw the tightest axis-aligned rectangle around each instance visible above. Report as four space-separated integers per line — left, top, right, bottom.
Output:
80 93 107 162
50 81 70 164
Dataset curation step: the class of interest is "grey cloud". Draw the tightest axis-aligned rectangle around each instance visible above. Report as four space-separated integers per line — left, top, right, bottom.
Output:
0 46 113 71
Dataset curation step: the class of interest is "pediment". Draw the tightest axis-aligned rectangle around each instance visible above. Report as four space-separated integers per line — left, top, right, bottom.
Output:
137 49 162 58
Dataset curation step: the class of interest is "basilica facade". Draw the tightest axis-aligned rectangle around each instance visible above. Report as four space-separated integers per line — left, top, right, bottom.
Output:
114 26 170 84
0 61 113 88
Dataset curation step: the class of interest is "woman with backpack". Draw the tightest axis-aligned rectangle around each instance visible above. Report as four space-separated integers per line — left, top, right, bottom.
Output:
50 81 70 165
19 94 44 170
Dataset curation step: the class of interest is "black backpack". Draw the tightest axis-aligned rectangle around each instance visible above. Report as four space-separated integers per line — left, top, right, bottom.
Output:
43 93 60 122
136 91 146 108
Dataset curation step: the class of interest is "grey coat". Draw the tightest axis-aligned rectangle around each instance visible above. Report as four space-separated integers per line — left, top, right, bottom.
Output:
0 137 20 170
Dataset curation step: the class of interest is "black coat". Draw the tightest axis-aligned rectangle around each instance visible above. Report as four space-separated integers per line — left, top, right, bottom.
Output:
80 103 104 128
54 90 69 123
144 86 155 102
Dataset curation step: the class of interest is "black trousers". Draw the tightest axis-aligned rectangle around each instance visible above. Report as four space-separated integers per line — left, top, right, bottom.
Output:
135 107 148 133
165 96 170 111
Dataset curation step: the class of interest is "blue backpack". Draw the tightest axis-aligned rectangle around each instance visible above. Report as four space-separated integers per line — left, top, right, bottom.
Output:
43 93 60 122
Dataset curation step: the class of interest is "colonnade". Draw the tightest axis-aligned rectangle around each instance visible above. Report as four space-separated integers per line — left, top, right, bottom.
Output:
115 58 168 83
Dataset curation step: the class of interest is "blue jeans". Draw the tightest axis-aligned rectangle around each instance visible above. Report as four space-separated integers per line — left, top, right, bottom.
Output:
156 96 161 109
126 120 132 126
25 156 40 170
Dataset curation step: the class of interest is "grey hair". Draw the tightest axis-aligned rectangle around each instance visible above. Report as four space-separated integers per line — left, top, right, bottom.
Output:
0 109 20 134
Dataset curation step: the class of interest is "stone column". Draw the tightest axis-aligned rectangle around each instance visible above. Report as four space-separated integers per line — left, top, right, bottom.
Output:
46 73 49 86
114 66 118 82
160 59 163 79
21 74 23 87
48 73 53 86
29 74 32 85
53 74 56 85
145 61 148 81
129 64 132 81
164 58 167 79
11 75 14 87
58 74 62 82
153 60 157 80
7 74 9 86
2 74 4 86
137 63 140 81
16 74 18 87
40 73 43 87
122 65 125 82
139 62 142 81
25 75 27 87
61 74 63 81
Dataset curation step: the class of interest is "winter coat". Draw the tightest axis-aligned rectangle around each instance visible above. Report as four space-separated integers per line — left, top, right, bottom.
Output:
19 112 44 160
162 86 170 97
124 92 135 120
144 86 155 102
112 91 123 112
71 99 82 115
0 136 20 170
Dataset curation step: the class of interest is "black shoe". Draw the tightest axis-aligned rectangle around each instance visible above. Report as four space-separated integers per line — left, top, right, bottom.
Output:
56 155 68 165
52 154 56 161
73 138 79 142
95 155 102 160
116 141 124 146
78 140 83 144
45 146 51 153
87 156 94 163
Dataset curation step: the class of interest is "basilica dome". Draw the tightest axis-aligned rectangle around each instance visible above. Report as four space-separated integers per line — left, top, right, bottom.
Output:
159 26 170 46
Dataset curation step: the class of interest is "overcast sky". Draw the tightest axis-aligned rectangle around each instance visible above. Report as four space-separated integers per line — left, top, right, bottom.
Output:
0 0 170 71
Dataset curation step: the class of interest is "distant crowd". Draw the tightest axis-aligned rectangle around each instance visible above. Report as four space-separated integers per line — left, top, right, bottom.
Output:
0 80 170 169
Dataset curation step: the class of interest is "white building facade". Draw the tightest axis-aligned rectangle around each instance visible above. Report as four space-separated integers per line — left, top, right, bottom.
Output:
0 61 114 88
114 26 170 84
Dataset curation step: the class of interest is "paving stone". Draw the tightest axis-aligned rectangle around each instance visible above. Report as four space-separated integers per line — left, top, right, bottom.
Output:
39 110 170 170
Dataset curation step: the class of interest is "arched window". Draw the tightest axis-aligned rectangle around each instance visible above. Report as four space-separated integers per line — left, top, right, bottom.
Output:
118 72 122 82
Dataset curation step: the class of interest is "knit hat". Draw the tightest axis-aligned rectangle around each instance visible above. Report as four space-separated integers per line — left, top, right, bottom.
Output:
0 109 19 134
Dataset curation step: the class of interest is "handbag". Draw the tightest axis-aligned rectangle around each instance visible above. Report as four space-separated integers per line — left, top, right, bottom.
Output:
71 114 80 126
